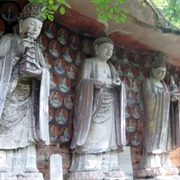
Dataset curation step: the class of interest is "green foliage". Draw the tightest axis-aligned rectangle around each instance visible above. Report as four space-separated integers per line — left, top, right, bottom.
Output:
152 0 180 27
28 0 71 21
28 0 128 23
91 0 128 23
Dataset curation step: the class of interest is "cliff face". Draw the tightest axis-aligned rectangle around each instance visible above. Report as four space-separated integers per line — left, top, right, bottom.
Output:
52 0 180 66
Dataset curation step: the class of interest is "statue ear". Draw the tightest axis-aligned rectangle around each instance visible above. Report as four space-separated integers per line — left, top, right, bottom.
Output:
94 44 98 55
19 19 23 34
151 68 156 77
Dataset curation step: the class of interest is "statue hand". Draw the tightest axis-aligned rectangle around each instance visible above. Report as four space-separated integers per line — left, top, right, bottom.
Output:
94 80 106 88
171 95 180 102
112 80 121 87
171 91 180 101
22 62 42 77
14 38 33 58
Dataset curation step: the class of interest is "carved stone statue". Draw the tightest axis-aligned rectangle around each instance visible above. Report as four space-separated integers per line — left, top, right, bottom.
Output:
69 37 127 179
138 53 179 177
0 3 50 177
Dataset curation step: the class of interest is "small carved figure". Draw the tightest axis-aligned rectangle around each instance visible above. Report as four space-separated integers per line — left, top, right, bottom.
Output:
50 41 59 57
126 119 135 132
56 109 67 124
51 92 61 108
0 3 50 174
116 63 123 76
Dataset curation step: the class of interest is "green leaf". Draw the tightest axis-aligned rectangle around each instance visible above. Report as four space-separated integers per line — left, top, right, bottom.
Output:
91 0 99 4
48 0 54 5
48 14 54 21
60 6 66 15
115 7 120 14
51 5 59 11
64 3 71 8
120 15 126 22
119 0 126 4
123 8 129 13
114 16 120 23
110 7 114 13
98 11 108 21
39 13 47 20
47 11 54 14
105 4 110 11
121 13 127 19
96 7 100 12
108 13 113 19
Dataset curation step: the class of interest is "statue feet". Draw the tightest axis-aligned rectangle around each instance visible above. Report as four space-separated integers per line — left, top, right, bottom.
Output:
24 167 39 173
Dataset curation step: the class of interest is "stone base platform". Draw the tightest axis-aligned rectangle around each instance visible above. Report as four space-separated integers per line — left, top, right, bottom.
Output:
67 170 126 180
0 173 44 180
134 175 180 180
137 167 179 178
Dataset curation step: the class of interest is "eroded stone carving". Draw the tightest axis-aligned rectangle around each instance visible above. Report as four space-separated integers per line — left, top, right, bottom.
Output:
0 3 50 178
137 52 179 178
69 37 127 179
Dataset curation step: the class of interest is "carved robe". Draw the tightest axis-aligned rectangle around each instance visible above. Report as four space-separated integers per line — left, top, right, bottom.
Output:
70 59 126 172
140 77 173 168
0 33 50 149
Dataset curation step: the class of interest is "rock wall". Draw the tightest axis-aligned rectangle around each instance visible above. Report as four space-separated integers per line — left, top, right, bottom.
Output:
0 1 180 179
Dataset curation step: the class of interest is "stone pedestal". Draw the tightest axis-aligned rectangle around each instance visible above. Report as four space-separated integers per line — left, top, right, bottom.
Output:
137 167 179 179
68 146 132 180
118 146 133 179
68 170 126 180
67 171 104 180
104 170 126 180
49 154 63 180
134 175 180 180
0 173 44 180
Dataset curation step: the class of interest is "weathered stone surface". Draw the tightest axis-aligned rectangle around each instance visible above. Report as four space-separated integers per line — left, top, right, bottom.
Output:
0 2 50 178
137 54 179 178
137 167 179 177
134 175 180 180
49 154 63 180
0 173 43 180
67 171 105 180
118 146 133 179
69 37 126 176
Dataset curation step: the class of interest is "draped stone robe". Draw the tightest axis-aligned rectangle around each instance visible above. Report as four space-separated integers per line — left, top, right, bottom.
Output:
70 58 126 172
140 77 173 168
0 33 50 150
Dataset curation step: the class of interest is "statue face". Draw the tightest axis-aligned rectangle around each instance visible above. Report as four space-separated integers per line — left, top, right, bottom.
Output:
19 17 43 39
152 67 166 80
95 43 114 61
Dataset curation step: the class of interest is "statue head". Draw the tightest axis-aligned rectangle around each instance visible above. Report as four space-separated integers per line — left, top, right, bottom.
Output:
18 3 44 39
19 3 44 22
151 52 166 81
153 52 166 68
92 37 114 61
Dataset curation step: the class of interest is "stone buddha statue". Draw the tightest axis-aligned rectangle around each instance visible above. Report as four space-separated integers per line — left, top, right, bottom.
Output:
138 52 179 177
69 37 127 179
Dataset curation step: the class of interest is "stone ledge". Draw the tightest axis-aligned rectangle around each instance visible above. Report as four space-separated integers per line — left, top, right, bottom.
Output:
137 167 179 177
67 170 127 180
134 175 180 180
0 173 44 180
